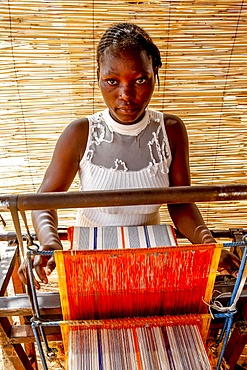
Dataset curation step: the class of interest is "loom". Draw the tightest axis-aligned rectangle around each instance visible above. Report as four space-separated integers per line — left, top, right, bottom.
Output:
1 189 247 370
26 224 222 369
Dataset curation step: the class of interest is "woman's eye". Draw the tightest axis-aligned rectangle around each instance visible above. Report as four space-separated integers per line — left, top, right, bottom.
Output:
107 79 118 86
136 78 147 85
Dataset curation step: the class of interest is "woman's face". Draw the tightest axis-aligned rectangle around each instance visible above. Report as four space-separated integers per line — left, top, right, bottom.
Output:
98 47 156 124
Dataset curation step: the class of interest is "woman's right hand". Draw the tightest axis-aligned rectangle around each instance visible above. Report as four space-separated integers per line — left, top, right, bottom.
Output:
18 243 62 290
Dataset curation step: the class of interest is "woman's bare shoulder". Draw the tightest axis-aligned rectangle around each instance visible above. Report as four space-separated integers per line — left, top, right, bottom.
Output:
163 113 184 127
162 113 188 155
55 117 89 161
65 117 89 134
61 117 89 141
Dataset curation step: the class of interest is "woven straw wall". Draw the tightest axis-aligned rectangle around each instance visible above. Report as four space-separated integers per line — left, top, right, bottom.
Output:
0 0 247 233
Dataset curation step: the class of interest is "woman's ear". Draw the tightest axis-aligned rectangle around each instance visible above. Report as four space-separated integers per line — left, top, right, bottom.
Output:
97 68 100 83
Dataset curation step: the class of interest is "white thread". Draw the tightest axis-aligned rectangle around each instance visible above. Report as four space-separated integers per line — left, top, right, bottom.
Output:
203 259 247 318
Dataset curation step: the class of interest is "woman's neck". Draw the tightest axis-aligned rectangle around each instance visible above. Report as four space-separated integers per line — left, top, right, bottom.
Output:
103 109 149 136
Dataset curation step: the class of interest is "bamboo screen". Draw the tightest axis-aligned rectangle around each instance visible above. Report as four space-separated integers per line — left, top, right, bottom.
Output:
0 0 247 232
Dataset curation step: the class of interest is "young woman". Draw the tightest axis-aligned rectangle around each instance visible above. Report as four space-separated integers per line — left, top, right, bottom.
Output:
18 23 240 288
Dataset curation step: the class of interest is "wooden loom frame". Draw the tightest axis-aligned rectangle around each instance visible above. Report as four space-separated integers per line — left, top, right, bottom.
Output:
0 185 247 369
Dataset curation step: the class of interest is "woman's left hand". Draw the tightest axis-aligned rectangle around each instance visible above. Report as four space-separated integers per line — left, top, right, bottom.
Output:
218 249 241 278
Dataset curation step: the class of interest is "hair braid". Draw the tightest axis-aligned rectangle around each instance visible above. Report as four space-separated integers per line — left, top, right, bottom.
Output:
97 23 162 73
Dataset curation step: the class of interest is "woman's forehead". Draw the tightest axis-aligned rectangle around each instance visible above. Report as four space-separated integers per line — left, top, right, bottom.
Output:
99 47 153 71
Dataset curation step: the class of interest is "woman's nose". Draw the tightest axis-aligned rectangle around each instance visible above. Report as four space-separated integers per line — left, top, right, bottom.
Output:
119 84 134 101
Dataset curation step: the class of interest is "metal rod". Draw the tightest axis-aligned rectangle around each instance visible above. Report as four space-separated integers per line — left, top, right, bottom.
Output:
31 322 49 370
27 251 42 320
27 250 60 361
216 315 234 370
1 184 247 212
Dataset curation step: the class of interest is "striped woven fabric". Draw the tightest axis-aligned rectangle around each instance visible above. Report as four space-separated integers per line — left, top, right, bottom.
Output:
68 224 177 250
60 315 212 370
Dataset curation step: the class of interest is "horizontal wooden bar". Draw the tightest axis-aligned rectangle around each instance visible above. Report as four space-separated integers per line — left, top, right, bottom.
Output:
10 325 62 344
0 293 61 317
1 185 247 212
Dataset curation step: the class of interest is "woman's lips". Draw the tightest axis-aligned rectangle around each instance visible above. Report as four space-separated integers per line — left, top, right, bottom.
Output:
117 107 138 113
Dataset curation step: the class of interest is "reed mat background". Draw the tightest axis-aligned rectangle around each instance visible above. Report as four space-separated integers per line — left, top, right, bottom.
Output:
0 0 247 234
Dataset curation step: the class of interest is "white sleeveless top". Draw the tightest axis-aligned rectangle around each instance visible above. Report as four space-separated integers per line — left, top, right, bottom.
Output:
76 109 172 227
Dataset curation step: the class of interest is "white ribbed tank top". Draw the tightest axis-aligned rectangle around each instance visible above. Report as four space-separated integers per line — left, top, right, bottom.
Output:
76 109 172 227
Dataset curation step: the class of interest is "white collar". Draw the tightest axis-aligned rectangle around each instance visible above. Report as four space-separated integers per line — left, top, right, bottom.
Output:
102 108 149 136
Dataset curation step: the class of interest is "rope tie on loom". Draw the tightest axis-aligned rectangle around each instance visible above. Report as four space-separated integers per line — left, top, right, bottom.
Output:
204 237 247 319
8 195 24 256
8 194 38 257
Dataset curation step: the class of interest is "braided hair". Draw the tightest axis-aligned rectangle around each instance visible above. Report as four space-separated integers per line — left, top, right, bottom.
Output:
97 23 162 76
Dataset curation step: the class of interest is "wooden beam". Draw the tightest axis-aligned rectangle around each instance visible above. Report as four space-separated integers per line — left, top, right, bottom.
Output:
0 292 61 317
1 185 247 212
10 324 62 344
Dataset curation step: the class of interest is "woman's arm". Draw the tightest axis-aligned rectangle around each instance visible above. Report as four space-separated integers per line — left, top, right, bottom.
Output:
18 118 89 288
165 114 240 277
